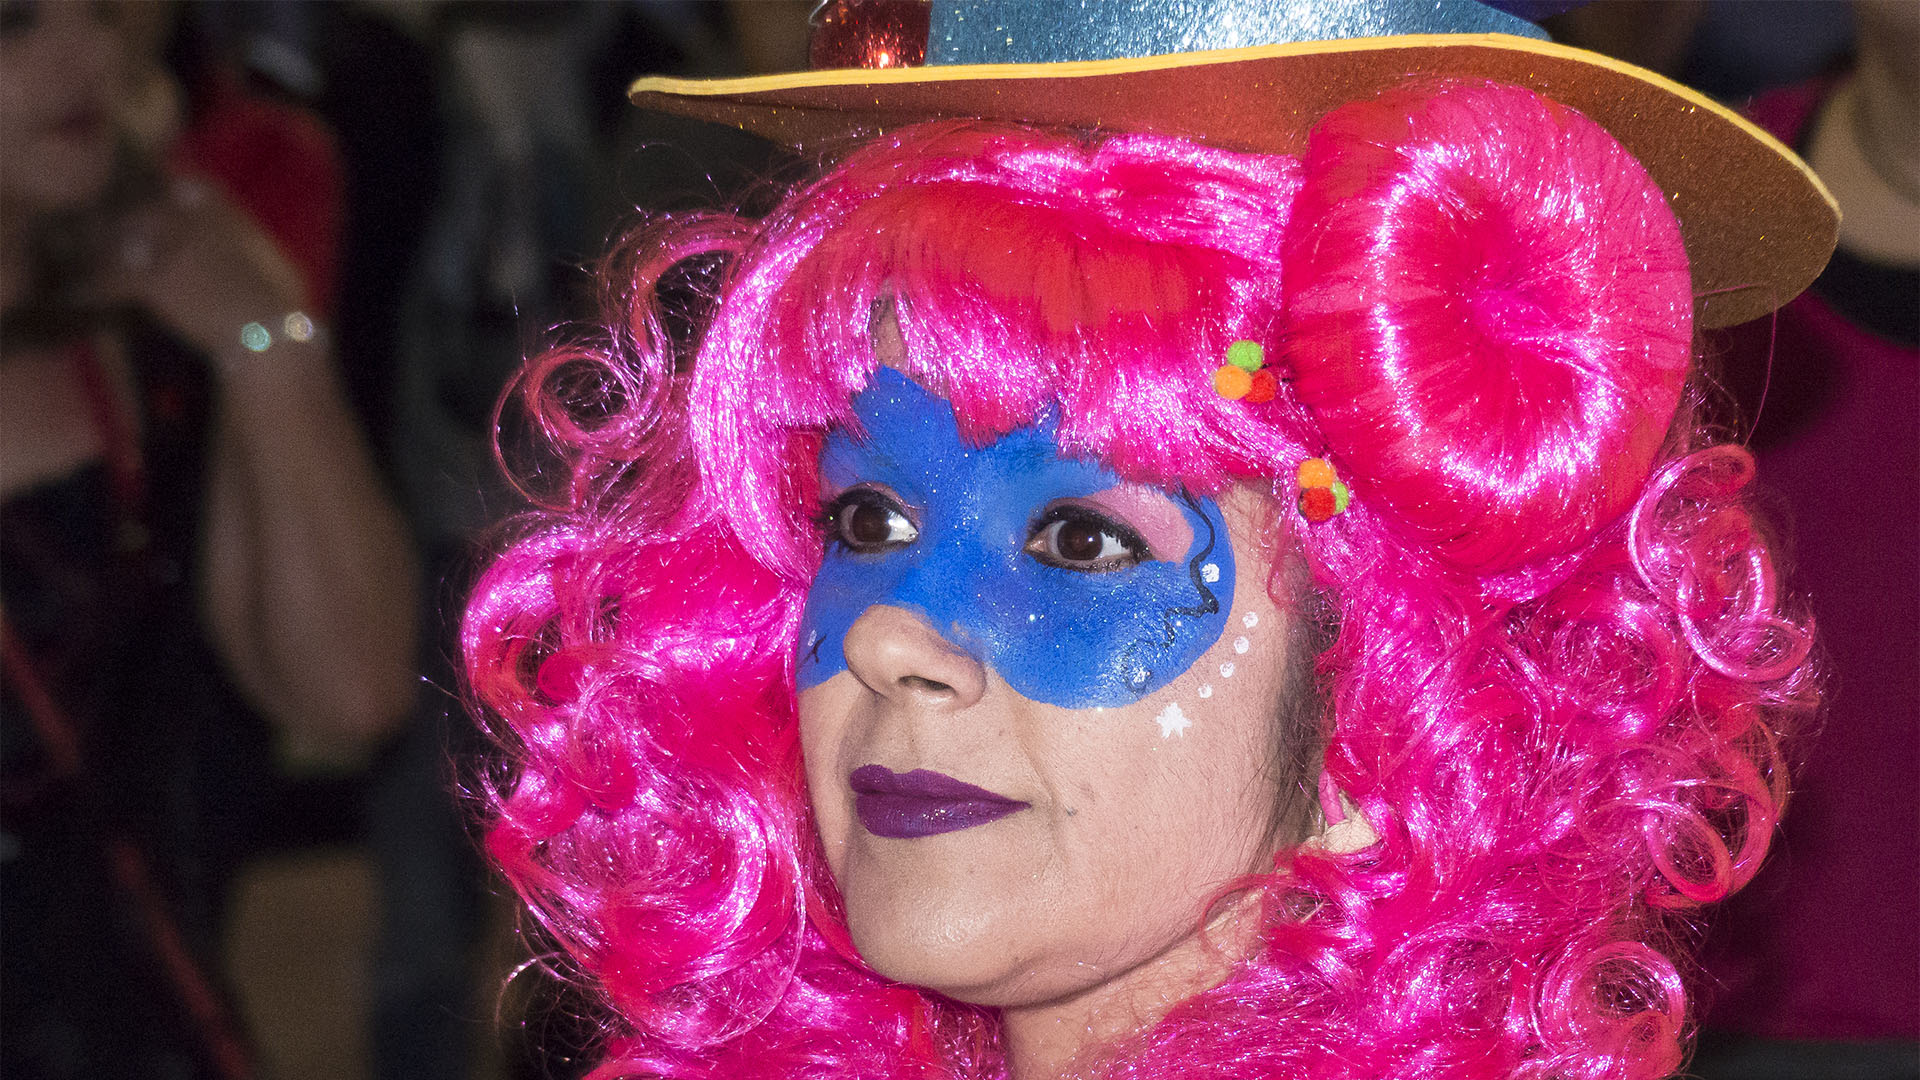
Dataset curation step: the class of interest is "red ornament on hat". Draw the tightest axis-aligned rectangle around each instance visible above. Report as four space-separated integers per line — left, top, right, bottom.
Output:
809 0 930 70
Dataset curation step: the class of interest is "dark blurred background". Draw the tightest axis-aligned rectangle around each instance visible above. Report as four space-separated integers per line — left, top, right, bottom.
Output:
0 3 1910 1079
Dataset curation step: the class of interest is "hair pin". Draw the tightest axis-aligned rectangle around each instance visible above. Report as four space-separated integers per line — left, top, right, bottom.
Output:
1297 456 1351 522
1213 339 1278 403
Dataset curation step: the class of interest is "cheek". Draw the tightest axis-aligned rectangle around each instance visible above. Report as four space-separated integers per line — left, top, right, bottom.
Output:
1054 575 1294 866
1173 605 1287 721
1122 549 1292 753
1060 696 1281 948
1139 641 1288 840
796 679 860 873
994 682 1281 991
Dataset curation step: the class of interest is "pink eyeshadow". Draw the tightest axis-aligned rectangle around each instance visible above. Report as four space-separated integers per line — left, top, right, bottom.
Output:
1076 484 1194 562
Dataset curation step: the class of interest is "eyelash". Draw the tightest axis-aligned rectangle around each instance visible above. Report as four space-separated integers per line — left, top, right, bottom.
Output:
817 489 1151 572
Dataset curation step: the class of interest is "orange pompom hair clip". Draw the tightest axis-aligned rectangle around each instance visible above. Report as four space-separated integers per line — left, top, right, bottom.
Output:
1296 456 1351 523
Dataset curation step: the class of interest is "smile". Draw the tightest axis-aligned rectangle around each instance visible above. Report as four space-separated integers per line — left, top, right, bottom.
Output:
849 765 1030 839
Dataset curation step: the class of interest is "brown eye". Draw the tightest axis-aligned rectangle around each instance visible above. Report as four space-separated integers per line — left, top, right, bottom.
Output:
1056 517 1104 561
1026 507 1148 572
846 501 895 545
825 490 918 553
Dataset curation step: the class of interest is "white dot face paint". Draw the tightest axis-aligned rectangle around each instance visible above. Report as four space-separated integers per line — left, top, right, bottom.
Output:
1201 562 1220 584
1233 636 1250 654
1242 612 1259 629
1197 684 1214 699
1154 702 1192 738
1219 661 1236 678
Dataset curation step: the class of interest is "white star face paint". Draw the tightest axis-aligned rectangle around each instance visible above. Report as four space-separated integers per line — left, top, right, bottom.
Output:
1154 702 1192 738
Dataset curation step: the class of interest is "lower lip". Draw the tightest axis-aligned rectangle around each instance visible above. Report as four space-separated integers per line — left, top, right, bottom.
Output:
854 792 1027 838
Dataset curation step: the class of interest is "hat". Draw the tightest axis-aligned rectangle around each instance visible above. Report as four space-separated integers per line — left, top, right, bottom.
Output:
629 0 1836 329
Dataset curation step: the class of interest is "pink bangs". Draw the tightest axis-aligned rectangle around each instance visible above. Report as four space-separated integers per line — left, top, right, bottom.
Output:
687 123 1310 581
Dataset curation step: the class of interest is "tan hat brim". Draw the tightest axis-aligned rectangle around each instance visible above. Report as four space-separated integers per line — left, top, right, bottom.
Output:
632 33 1836 330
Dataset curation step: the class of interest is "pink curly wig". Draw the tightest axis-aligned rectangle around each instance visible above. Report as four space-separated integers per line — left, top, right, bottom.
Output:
464 80 1815 1079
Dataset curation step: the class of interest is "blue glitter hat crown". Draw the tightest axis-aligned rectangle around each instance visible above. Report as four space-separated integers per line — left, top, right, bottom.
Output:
904 0 1562 66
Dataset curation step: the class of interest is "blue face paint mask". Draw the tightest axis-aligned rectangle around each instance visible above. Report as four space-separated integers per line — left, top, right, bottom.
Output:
797 368 1234 708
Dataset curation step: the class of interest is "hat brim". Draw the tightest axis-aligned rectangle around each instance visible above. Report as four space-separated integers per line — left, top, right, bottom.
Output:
631 33 1836 330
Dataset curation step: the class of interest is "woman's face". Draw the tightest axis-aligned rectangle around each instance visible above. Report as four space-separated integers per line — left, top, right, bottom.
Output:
0 1 124 219
797 361 1298 1012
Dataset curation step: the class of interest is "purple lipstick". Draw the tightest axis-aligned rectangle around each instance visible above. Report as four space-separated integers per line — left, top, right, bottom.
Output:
849 765 1029 839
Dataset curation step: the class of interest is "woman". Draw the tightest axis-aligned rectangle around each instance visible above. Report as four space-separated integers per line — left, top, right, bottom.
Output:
1 3 416 1075
465 6 1830 1079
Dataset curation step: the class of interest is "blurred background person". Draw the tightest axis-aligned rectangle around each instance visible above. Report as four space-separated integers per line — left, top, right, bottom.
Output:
380 4 802 1074
0 1 416 1077
2 2 807 1078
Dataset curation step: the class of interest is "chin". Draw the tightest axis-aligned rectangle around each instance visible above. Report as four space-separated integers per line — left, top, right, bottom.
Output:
848 884 992 981
844 884 1044 1005
845 884 1154 1012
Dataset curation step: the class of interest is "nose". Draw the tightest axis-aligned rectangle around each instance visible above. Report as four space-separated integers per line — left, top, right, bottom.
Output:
841 604 987 710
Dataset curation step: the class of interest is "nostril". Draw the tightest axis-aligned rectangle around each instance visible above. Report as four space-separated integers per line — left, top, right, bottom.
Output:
840 605 984 706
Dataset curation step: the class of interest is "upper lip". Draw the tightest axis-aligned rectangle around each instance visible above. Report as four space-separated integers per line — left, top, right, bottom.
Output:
848 765 1022 803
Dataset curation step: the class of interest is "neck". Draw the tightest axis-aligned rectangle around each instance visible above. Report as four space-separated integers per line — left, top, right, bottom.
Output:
999 895 1261 1080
